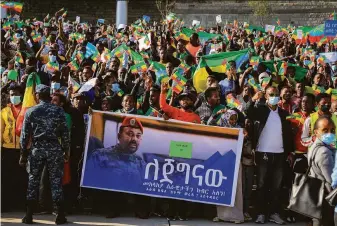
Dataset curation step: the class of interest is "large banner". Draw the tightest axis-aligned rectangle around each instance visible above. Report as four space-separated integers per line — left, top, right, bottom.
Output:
81 111 244 206
324 20 337 37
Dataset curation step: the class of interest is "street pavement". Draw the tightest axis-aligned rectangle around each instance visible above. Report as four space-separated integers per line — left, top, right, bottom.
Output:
1 212 307 226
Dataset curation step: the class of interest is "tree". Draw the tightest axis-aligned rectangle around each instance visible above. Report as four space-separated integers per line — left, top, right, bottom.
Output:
155 0 176 20
248 0 272 25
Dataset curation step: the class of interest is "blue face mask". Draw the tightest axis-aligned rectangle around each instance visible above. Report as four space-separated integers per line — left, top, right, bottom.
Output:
10 96 21 105
111 83 120 92
51 82 60 90
320 133 336 146
49 55 57 63
332 65 336 72
0 66 5 75
304 60 311 66
268 96 280 106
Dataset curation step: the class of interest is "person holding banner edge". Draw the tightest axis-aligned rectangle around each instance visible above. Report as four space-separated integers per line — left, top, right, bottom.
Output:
159 82 201 220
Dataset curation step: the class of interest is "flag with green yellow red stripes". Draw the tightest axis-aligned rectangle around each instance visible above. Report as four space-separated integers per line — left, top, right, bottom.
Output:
193 49 250 93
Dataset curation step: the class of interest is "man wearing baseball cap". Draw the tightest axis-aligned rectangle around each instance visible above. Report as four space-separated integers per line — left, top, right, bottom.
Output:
160 82 201 124
89 116 150 219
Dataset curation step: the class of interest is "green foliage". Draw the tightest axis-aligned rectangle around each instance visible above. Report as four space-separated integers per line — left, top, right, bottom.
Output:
248 0 271 25
156 0 176 20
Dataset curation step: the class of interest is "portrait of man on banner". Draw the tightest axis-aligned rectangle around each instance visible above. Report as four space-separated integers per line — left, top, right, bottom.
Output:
81 111 243 207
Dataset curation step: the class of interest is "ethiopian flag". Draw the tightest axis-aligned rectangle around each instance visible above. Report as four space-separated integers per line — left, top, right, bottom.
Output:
171 69 187 94
2 21 11 30
15 72 41 136
327 89 337 101
226 93 242 109
317 37 328 46
174 31 189 41
278 62 288 76
148 61 169 85
15 51 24 64
68 76 80 92
130 62 147 74
287 112 305 124
101 47 112 62
250 56 261 69
32 33 42 42
91 51 101 63
193 49 249 93
68 60 79 71
0 2 14 9
111 43 143 64
145 107 159 117
13 2 23 13
261 60 308 82
1 2 23 13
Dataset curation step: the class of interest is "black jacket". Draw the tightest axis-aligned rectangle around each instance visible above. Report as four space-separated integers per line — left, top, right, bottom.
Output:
247 102 293 156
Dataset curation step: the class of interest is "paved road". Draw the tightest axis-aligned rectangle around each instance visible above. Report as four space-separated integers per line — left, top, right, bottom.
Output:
1 212 307 226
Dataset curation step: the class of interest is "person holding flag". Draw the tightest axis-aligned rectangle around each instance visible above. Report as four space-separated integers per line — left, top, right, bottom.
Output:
185 33 201 59
247 86 292 224
1 84 27 211
159 82 200 220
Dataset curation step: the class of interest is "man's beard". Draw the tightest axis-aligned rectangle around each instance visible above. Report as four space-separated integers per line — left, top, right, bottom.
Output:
181 105 193 111
127 141 138 153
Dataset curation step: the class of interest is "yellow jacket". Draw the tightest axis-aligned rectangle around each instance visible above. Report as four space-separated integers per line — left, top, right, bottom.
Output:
1 104 21 149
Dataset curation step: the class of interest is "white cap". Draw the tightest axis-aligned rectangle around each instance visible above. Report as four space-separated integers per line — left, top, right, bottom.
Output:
258 72 270 84
209 49 217 55
118 24 127 30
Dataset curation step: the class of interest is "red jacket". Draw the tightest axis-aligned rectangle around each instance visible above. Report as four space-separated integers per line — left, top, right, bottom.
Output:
160 93 201 124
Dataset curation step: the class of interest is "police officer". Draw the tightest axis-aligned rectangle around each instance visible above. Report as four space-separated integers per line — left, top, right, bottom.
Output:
19 84 70 225
89 116 150 219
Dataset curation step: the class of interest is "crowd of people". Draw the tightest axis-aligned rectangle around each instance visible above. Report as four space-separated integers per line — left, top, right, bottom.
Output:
1 5 337 226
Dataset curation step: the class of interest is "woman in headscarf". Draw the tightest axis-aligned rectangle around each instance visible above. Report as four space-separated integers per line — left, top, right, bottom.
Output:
208 109 245 224
208 108 241 128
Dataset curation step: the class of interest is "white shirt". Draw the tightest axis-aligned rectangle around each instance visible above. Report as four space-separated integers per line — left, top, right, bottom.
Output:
257 107 284 153
301 117 313 147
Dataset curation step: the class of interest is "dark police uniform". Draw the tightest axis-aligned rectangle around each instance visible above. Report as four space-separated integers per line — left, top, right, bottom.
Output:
91 144 145 182
20 84 69 224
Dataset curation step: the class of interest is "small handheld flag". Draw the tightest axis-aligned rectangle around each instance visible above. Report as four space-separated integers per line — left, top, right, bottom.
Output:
68 60 79 71
68 76 80 92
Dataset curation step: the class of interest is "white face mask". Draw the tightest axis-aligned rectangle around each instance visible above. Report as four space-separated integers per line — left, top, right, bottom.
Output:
2 75 8 85
268 96 280 106
51 82 60 90
49 55 57 63
10 96 22 105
